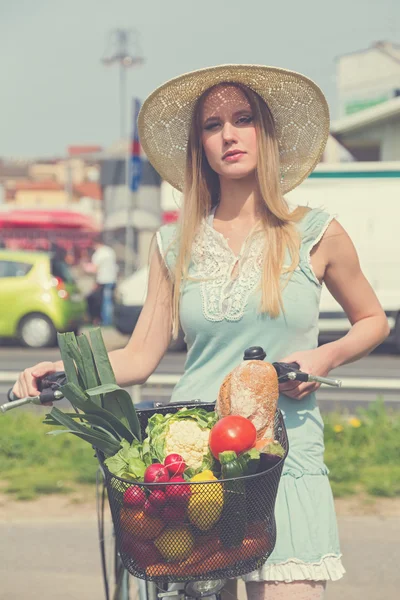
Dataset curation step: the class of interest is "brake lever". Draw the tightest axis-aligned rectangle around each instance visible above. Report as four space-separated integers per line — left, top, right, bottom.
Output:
273 361 342 388
272 362 301 380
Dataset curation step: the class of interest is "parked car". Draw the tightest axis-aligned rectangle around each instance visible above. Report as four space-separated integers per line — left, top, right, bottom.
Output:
114 266 186 351
0 250 87 348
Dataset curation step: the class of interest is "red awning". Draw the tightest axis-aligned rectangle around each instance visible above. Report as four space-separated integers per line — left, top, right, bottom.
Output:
0 210 100 231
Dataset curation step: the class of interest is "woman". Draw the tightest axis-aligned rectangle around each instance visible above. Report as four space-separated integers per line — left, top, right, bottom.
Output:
14 65 389 598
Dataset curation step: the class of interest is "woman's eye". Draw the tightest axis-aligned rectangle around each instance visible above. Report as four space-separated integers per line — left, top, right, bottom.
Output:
204 122 220 131
237 116 253 125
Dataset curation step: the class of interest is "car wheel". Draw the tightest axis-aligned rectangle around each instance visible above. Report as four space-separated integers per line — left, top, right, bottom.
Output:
18 314 58 348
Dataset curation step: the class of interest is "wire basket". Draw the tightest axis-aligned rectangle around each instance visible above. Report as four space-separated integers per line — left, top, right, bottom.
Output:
100 403 289 583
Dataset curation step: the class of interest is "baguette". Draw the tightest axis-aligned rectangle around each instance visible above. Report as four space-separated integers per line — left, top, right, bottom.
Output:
216 359 279 443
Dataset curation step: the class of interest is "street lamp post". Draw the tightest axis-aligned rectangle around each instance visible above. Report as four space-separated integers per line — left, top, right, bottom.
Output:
102 29 144 138
101 29 144 276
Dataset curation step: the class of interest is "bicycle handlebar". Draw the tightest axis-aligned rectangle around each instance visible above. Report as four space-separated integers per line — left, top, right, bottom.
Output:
1 360 342 414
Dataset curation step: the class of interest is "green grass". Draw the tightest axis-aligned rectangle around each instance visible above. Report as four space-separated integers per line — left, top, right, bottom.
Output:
324 398 400 498
1 399 400 500
0 411 98 500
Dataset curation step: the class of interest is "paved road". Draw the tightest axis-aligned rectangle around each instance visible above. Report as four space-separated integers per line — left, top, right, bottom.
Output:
0 516 399 600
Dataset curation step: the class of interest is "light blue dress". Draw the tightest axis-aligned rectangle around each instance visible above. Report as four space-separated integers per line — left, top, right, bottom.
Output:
156 207 345 583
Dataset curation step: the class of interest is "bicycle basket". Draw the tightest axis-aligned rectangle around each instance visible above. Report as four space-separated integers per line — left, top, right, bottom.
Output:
100 403 289 583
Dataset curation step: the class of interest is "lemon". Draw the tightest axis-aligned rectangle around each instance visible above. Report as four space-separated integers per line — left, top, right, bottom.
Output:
188 471 224 530
154 526 195 561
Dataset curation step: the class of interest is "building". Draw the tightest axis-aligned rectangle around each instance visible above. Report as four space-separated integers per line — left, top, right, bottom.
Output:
332 40 400 161
0 147 103 262
1 146 103 219
336 40 400 118
331 96 400 161
28 145 102 188
4 178 102 210
0 158 30 185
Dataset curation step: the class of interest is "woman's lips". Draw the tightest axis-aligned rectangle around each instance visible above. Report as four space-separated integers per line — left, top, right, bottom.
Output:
223 151 245 162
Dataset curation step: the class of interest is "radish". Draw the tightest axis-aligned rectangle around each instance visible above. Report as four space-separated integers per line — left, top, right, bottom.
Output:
164 454 186 477
123 485 146 507
165 476 191 505
148 489 167 508
162 504 186 522
144 463 170 490
144 498 161 517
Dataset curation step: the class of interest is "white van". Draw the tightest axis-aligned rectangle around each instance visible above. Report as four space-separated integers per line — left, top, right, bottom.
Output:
287 161 400 351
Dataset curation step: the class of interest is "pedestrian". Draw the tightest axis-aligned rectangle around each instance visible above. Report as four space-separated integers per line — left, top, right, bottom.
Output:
85 233 118 326
14 65 389 598
49 241 67 261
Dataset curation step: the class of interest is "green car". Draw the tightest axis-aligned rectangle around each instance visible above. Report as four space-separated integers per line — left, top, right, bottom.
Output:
0 249 87 348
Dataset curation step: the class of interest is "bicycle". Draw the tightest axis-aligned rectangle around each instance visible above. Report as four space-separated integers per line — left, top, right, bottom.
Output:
1 348 341 600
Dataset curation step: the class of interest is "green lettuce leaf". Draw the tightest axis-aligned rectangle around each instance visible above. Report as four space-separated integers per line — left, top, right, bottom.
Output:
103 449 127 477
104 439 147 481
126 457 146 480
142 437 152 467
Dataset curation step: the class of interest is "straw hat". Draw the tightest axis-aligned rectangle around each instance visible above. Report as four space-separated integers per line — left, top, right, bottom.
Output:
138 64 330 194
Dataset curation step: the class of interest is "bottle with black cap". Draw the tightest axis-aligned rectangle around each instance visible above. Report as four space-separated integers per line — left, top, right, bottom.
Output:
243 346 266 361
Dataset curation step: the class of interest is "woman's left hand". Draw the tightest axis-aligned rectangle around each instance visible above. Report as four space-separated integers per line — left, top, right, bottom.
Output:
277 346 334 400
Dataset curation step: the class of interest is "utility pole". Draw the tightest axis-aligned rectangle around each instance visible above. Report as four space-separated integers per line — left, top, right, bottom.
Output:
102 29 144 277
102 29 144 139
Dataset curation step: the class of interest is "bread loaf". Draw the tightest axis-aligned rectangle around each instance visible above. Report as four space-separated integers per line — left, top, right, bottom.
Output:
216 359 279 443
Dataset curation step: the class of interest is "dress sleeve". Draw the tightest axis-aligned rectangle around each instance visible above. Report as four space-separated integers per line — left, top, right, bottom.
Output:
156 223 178 279
298 207 337 285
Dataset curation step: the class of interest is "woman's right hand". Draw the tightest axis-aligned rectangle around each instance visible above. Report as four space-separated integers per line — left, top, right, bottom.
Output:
12 361 59 400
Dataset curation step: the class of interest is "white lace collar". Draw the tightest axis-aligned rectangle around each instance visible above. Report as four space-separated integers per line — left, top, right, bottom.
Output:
190 211 265 322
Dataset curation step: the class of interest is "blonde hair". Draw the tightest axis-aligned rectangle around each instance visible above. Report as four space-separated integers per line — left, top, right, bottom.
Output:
166 83 310 338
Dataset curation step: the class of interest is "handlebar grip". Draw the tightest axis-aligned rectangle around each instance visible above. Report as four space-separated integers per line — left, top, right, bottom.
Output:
38 371 67 392
4 371 66 410
7 371 66 402
7 388 18 402
272 361 300 377
39 389 60 404
286 362 300 372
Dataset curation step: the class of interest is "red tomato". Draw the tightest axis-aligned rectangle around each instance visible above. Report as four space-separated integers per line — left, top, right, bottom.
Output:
209 416 257 459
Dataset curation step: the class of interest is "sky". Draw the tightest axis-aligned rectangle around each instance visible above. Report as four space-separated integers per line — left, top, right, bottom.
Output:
0 0 399 158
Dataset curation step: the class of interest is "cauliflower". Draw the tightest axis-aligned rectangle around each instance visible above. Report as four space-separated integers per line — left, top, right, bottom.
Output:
145 407 217 476
165 420 211 470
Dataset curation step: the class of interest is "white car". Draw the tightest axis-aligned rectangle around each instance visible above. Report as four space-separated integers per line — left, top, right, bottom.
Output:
114 266 186 351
